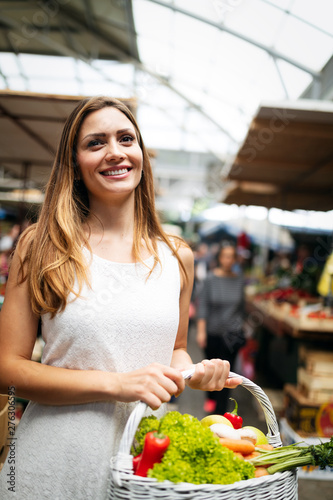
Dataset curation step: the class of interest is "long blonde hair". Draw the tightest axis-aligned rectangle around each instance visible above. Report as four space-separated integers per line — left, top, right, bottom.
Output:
19 96 187 317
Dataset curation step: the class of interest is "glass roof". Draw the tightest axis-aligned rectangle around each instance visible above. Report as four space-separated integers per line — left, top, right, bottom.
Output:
0 0 332 162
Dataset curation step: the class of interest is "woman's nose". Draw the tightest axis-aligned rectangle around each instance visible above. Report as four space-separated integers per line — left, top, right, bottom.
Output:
105 141 125 161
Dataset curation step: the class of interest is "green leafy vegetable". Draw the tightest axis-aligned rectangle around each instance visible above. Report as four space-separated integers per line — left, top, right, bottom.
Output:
251 437 333 474
131 415 158 455
134 411 254 485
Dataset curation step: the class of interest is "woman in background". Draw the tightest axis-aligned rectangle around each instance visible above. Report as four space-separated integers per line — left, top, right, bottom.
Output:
197 241 246 414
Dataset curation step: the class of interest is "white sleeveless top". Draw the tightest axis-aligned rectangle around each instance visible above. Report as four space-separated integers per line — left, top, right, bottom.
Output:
0 241 181 500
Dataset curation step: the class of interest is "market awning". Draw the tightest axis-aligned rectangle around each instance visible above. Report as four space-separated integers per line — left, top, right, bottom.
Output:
223 100 333 211
0 0 139 61
0 89 136 187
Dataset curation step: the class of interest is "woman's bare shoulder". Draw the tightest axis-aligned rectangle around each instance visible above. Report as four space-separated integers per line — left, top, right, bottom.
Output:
164 236 193 265
177 243 193 265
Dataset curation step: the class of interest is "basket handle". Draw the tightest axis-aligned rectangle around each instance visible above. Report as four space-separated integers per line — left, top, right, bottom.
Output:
117 367 282 457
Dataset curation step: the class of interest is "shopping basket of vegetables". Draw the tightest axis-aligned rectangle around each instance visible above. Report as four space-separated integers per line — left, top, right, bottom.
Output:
108 370 332 499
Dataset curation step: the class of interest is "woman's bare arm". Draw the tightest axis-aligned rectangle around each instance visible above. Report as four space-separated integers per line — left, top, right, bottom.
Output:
0 242 184 408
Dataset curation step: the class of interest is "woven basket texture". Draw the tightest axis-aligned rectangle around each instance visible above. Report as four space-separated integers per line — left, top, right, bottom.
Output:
108 469 297 500
108 372 298 500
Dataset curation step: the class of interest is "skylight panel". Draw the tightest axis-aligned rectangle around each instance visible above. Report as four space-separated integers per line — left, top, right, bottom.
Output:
29 78 79 95
275 60 313 98
19 54 76 78
6 76 27 91
274 15 333 72
221 0 285 47
291 0 333 36
0 52 21 76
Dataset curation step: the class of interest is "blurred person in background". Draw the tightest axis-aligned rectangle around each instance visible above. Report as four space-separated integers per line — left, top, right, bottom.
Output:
197 241 246 414
0 224 20 253
0 224 20 296
292 244 319 296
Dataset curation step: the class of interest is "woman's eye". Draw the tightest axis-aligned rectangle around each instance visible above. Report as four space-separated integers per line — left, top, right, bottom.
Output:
87 139 103 147
121 135 134 143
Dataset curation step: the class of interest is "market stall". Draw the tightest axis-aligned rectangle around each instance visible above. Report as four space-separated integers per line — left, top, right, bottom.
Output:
223 101 333 449
223 99 333 212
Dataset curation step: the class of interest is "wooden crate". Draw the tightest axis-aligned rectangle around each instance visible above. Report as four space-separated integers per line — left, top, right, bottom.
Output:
284 384 322 434
297 367 333 403
299 346 333 376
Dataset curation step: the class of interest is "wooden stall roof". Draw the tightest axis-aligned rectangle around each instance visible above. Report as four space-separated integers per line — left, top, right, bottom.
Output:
223 100 333 211
0 90 136 187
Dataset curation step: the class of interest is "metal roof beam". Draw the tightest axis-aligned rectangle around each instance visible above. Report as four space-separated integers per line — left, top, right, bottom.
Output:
0 14 134 90
42 3 239 143
259 0 333 39
272 57 290 99
145 0 321 78
0 3 238 144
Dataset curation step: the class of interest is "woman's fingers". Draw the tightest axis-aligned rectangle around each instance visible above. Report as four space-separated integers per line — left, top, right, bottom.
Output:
117 363 185 409
224 376 243 388
202 358 230 391
186 359 231 391
140 384 175 410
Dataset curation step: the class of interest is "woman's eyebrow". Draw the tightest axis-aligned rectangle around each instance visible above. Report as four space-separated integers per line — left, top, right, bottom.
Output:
117 128 134 134
82 132 106 141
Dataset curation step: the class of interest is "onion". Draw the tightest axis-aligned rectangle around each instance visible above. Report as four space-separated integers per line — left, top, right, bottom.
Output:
209 423 240 440
236 427 258 444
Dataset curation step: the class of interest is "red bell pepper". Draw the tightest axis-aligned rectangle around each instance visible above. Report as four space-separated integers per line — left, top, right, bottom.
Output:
132 452 142 473
135 431 170 477
223 398 243 429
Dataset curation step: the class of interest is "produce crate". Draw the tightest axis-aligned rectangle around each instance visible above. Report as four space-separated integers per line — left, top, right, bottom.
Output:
279 417 333 480
297 367 333 403
299 346 333 376
284 383 321 434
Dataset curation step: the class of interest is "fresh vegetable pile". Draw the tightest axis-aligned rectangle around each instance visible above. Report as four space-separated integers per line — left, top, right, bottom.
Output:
132 411 255 485
131 400 333 486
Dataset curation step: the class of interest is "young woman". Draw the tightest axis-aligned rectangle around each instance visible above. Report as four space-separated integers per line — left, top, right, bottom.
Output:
0 97 239 499
197 241 246 415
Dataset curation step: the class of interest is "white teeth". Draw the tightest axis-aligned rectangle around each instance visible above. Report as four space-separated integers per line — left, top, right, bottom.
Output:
102 168 128 176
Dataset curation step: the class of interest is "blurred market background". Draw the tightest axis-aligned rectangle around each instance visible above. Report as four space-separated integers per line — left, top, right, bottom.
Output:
0 1 333 497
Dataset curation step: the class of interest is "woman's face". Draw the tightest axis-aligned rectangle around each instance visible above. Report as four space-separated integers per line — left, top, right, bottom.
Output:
218 246 236 272
76 107 143 204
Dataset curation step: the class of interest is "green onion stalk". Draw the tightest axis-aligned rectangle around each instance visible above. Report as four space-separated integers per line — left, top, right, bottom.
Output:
251 437 333 474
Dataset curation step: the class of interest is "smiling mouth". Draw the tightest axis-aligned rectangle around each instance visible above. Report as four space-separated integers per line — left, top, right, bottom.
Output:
100 167 132 176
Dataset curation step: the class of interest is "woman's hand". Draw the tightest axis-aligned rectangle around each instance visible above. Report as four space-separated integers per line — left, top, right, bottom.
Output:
185 359 242 391
114 363 185 410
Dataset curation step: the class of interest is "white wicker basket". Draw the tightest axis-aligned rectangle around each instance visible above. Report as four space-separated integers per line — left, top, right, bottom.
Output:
108 371 298 500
